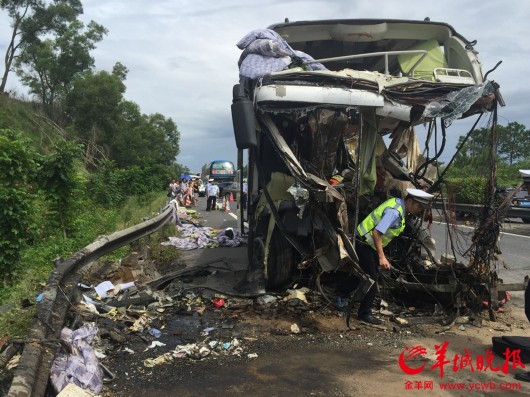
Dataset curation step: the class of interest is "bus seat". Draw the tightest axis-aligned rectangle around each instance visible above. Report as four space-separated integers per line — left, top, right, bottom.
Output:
398 39 448 81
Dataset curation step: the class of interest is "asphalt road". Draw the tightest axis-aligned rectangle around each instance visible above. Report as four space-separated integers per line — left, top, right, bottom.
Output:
428 218 530 285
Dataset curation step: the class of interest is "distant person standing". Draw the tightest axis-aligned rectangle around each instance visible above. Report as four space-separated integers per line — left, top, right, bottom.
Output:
206 179 219 211
185 182 194 207
192 179 200 206
242 178 248 210
168 178 178 200
179 178 189 206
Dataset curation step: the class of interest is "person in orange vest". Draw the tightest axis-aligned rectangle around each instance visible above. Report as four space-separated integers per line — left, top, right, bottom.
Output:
184 182 194 207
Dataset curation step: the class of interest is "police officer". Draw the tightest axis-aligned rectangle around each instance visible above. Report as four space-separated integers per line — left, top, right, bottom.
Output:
354 188 434 324
206 179 219 211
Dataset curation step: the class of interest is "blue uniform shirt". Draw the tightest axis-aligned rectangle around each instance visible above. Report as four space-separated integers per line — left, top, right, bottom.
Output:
374 198 404 234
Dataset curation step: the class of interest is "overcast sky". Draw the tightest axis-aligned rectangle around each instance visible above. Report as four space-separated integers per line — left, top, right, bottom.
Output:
2 0 529 173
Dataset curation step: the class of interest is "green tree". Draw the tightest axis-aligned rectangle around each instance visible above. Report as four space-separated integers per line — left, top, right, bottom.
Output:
65 65 180 169
450 127 494 177
0 0 44 93
497 122 530 165
201 163 209 179
15 15 107 108
449 122 530 175
87 159 124 206
145 113 180 164
109 100 149 167
0 0 88 94
64 65 127 164
110 103 180 168
38 138 84 239
445 122 530 185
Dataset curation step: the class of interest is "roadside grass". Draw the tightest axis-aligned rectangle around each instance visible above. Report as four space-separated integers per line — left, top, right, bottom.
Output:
0 192 170 338
148 223 181 270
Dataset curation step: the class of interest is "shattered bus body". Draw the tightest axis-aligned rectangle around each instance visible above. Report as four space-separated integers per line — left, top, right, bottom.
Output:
231 19 509 318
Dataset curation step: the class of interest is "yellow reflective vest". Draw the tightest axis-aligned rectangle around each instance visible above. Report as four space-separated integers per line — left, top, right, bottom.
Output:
356 198 405 250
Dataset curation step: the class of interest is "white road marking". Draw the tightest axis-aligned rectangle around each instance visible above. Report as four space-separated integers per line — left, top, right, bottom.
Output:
227 211 249 228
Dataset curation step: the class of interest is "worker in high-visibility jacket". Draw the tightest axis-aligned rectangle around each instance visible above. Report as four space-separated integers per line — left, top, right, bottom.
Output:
354 188 434 325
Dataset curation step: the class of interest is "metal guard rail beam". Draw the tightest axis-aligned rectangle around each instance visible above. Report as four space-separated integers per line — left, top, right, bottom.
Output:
431 200 530 219
7 205 174 397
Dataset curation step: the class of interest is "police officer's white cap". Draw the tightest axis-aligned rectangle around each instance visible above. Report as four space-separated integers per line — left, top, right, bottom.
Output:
406 188 434 208
208 178 214 182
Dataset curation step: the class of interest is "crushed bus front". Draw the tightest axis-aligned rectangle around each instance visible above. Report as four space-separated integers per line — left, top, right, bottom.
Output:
231 19 512 320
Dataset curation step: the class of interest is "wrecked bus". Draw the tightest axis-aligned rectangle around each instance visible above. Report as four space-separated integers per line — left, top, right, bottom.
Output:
231 19 509 318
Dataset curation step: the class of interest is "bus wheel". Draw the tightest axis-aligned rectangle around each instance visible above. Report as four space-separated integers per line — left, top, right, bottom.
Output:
251 237 266 272
265 229 295 290
236 237 266 294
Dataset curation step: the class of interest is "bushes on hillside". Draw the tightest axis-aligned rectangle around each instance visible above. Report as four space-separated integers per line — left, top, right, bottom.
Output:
87 160 173 206
0 129 39 280
445 177 489 204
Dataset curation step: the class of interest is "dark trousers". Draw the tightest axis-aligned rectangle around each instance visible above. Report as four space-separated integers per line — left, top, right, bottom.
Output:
206 195 217 211
241 193 247 210
355 239 380 318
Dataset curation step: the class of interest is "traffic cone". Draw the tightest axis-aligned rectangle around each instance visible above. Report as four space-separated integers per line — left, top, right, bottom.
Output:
229 192 234 202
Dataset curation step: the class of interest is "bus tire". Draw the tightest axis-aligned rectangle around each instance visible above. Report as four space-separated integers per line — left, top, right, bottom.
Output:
251 237 266 272
265 228 295 290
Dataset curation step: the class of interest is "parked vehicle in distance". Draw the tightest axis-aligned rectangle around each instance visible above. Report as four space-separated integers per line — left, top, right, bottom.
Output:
209 160 236 180
512 170 530 223
218 181 240 200
512 194 530 223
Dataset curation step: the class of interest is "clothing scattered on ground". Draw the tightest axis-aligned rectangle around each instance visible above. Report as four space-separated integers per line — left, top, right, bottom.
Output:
216 227 245 247
50 324 103 394
161 225 246 250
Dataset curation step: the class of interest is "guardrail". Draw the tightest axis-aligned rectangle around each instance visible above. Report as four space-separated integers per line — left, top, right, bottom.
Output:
432 200 530 220
7 205 174 397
